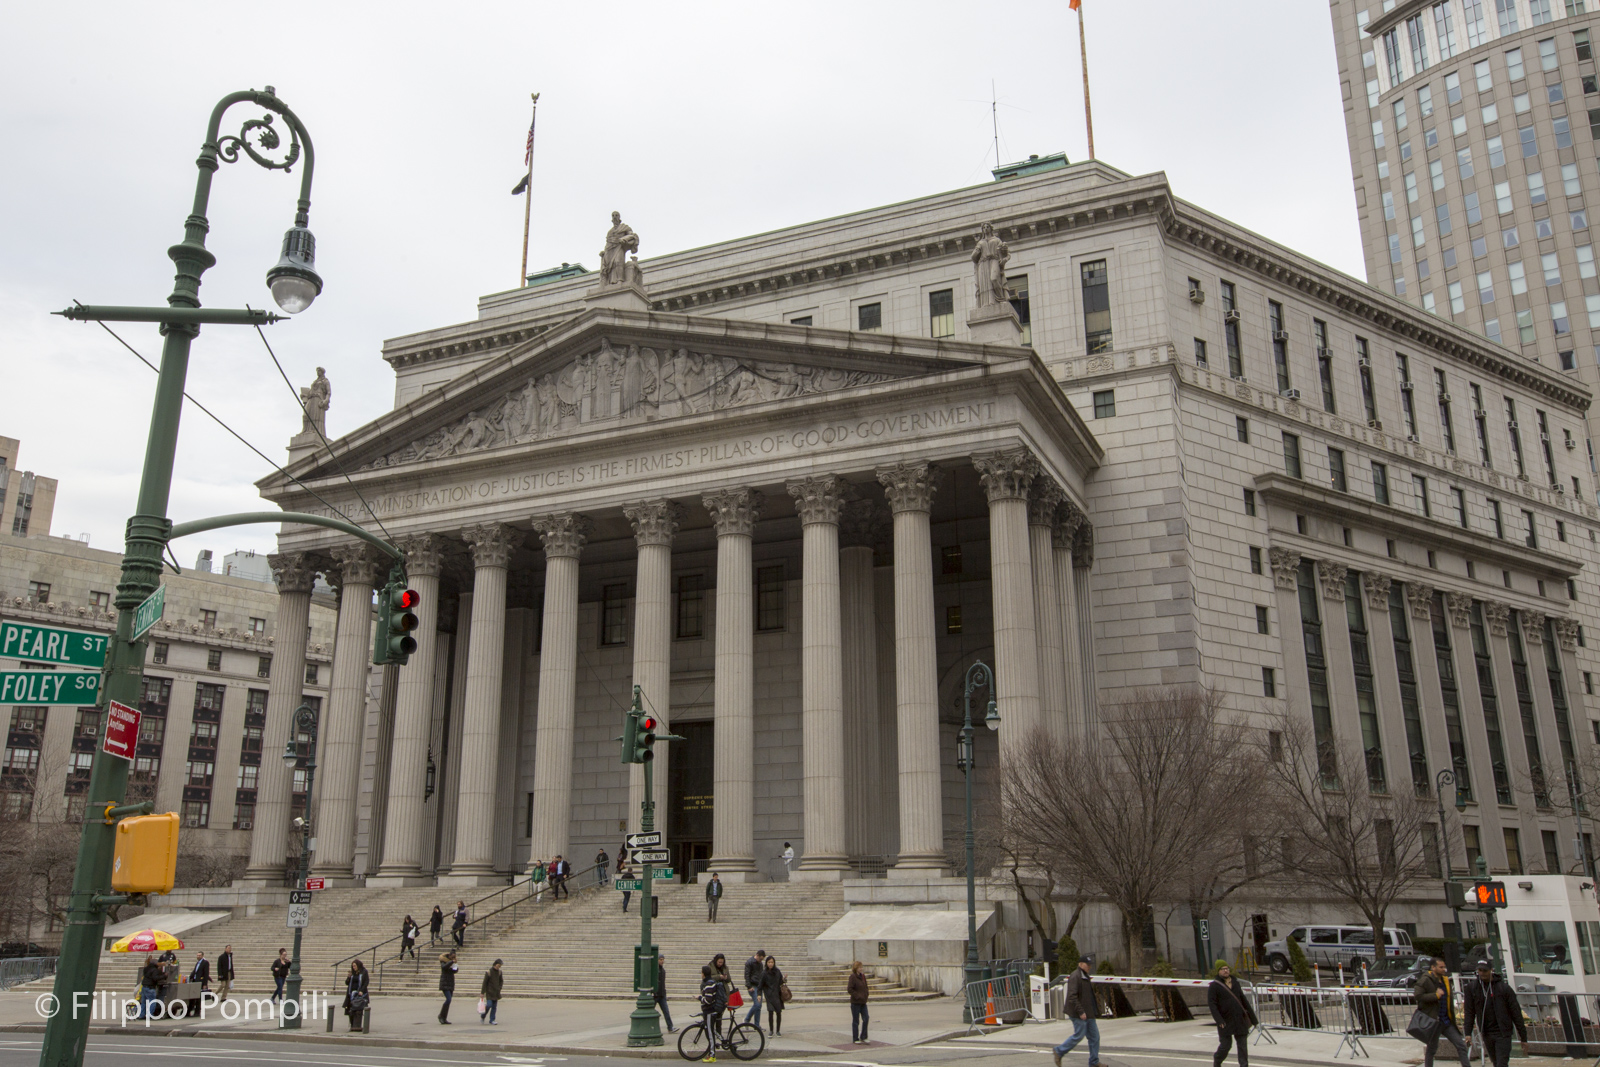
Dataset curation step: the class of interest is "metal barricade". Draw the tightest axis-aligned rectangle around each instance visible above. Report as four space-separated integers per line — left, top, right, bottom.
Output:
0 956 57 990
963 973 1039 1032
1250 983 1417 1058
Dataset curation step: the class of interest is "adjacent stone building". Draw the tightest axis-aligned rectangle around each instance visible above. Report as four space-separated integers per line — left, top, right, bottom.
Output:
0 437 57 539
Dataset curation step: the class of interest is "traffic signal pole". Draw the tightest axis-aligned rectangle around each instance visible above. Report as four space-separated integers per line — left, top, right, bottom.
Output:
623 685 680 1048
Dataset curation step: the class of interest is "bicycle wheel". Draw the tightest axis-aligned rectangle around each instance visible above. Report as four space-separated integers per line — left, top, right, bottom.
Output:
679 1021 711 1061
727 1022 765 1060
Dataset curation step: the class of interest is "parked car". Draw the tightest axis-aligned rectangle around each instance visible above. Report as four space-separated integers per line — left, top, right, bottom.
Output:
1263 925 1414 973
1365 954 1434 988
0 942 54 959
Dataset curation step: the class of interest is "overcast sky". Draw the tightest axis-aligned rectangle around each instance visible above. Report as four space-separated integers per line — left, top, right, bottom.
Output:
0 0 1362 573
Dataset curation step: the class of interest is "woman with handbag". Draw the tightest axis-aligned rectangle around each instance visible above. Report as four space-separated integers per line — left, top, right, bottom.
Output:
1206 962 1257 1067
342 960 370 1032
760 954 789 1037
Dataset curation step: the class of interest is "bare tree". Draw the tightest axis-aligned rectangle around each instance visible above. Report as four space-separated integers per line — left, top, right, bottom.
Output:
1002 687 1273 970
1267 713 1441 964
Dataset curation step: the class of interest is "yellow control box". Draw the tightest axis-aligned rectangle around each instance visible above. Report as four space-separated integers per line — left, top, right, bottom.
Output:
111 812 180 895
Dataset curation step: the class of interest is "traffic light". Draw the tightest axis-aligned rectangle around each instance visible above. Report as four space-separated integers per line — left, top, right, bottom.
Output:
1446 881 1468 909
631 714 658 764
111 812 180 895
373 582 420 665
1471 880 1508 908
620 709 639 765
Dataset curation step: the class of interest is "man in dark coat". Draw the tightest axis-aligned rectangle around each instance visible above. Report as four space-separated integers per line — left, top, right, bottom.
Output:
270 949 290 1003
656 953 676 1033
742 950 766 1028
1207 962 1258 1067
551 855 571 899
1415 956 1469 1067
706 873 724 923
480 959 504 1024
216 945 234 1001
452 901 468 947
188 951 211 990
1051 957 1099 1066
1463 959 1529 1067
438 950 459 1024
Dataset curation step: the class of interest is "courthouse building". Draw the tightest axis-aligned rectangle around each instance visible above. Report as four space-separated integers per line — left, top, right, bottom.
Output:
244 155 1600 941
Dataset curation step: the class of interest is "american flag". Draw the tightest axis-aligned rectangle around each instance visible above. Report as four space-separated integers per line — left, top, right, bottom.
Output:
524 120 537 166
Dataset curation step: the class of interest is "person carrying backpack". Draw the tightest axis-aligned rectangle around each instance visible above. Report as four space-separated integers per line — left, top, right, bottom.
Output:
699 964 728 1062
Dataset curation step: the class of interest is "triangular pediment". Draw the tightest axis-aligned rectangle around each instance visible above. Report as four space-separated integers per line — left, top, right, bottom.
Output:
287 308 1006 482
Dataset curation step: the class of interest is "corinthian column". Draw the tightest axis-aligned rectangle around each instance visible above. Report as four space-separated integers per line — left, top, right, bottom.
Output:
527 513 590 869
624 499 683 829
974 448 1042 753
788 475 851 878
311 543 383 882
839 500 885 860
1028 477 1068 743
243 552 318 882
875 461 946 873
443 522 522 885
371 535 444 884
1054 504 1086 742
703 487 762 877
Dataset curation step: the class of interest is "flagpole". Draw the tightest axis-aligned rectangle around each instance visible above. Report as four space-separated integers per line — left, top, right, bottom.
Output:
520 92 540 287
1077 3 1095 159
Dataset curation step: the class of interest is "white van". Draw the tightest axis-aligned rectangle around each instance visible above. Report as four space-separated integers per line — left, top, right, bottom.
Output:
1263 925 1414 973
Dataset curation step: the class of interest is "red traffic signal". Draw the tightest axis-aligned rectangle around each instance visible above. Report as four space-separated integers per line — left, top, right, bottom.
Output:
397 588 420 611
1472 880 1507 908
641 716 657 732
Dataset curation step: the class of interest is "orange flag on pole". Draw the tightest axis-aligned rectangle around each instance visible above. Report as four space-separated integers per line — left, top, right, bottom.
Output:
1069 0 1080 9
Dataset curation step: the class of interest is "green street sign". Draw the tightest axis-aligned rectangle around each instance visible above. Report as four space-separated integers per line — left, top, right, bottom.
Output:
651 868 675 880
0 621 110 670
132 585 166 641
614 878 643 891
0 670 101 706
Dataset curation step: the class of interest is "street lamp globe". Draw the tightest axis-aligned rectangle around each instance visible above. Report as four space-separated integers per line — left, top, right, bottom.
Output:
281 741 298 768
266 225 322 313
984 699 1000 731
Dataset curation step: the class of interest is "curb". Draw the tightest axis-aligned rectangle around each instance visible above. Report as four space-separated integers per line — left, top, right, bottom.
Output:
0 1024 688 1057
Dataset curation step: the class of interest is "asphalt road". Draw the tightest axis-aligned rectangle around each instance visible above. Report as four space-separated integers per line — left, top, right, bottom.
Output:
0 1035 1283 1067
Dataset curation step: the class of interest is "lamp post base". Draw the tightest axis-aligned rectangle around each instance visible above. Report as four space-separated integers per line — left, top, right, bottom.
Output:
626 992 663 1047
961 959 990 1024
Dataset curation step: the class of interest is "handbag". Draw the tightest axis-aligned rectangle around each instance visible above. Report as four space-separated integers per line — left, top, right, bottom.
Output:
728 988 744 1008
350 990 369 1011
1406 1008 1440 1044
477 996 488 1015
780 981 793 1004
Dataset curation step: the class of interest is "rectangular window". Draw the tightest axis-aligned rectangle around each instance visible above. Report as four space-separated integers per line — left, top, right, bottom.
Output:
1383 189 1396 221
1283 433 1302 479
1554 115 1573 149
1478 270 1495 305
1222 281 1243 377
1415 475 1432 517
1579 27 1594 60
1450 279 1466 313
257 655 271 678
1473 384 1492 466
1250 546 1263 575
857 302 882 332
1435 2 1458 57
1553 300 1571 334
1269 300 1290 392
1507 43 1526 80
1007 275 1031 345
1317 328 1335 412
1587 293 1600 328
1092 390 1116 418
1464 191 1482 226
1458 146 1474 180
198 609 216 629
942 545 963 574
1394 98 1409 131
1386 28 1405 83
1541 35 1559 68
756 565 785 631
1256 605 1270 634
1406 171 1420 203
1388 584 1430 796
1374 462 1391 504
1544 252 1564 286
1510 261 1528 295
675 574 704 639
1399 353 1418 436
1081 261 1111 354
945 604 962 635
1329 448 1348 492
1410 15 1432 72
151 642 168 665
1526 509 1539 548
1530 171 1547 204
600 583 628 646
1437 203 1454 235
1431 158 1446 191
1413 215 1427 248
1496 180 1513 213
1262 666 1276 698
1236 416 1249 443
303 663 317 685
1581 245 1597 279
928 288 954 339
1194 337 1207 367
1359 338 1378 423
1475 57 1493 92
1491 498 1506 537
1483 101 1501 123
1454 486 1469 527
1506 828 1525 874
1437 369 1456 451
1244 489 1257 517
181 800 210 829
1543 830 1562 874
26 581 49 603
206 649 222 672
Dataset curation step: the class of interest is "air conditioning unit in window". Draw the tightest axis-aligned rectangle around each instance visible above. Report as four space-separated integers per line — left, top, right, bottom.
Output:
1566 436 1577 450
1224 309 1242 323
1508 420 1520 430
1232 373 1249 384
1317 346 1333 359
1400 381 1415 392
1189 287 1205 304
1281 388 1301 401
1552 482 1566 493
1438 392 1452 403
1368 418 1384 430
1541 432 1552 442
1357 355 1372 368
1474 408 1487 418
1273 329 1290 342
1407 433 1422 443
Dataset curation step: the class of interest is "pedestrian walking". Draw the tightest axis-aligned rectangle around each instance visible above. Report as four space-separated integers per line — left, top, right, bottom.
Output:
1207 962 1257 1067
742 950 766 1029
705 872 723 923
452 900 468 947
759 954 788 1036
656 952 676 1032
188 951 211 991
1413 956 1469 1067
137 954 162 1019
480 958 504 1024
401 915 419 959
270 948 291 1003
438 950 459 1024
781 842 795 879
1463 959 1529 1067
1051 957 1099 1067
699 964 727 1062
429 905 444 945
619 858 634 912
215 945 234 1001
342 960 370 1032
550 855 571 899
848 960 870 1043
596 848 610 885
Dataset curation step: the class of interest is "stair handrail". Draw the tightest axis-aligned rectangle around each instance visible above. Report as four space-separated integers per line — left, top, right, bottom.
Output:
341 862 604 988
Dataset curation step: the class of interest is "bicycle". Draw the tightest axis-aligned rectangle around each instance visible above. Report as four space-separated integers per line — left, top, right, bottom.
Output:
678 1010 765 1060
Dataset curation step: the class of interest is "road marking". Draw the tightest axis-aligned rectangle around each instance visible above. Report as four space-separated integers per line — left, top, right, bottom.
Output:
79 1042 534 1066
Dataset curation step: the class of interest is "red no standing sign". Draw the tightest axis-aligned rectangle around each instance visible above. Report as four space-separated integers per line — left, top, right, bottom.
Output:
102 700 140 761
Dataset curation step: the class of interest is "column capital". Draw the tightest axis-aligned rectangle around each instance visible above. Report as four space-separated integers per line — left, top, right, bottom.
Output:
1316 560 1347 601
973 447 1039 503
623 499 685 547
1026 476 1066 527
1053 501 1087 549
398 533 449 578
1071 520 1094 569
1555 616 1580 652
875 461 939 514
1404 581 1435 621
1268 547 1300 590
532 513 591 560
268 551 319 595
1445 592 1473 629
464 522 523 569
702 487 763 536
1361 571 1392 611
786 475 849 526
327 542 384 588
839 498 890 549
1522 608 1547 647
1482 599 1510 636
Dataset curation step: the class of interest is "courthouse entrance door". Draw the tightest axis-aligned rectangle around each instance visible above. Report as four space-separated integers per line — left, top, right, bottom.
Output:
669 719 713 883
